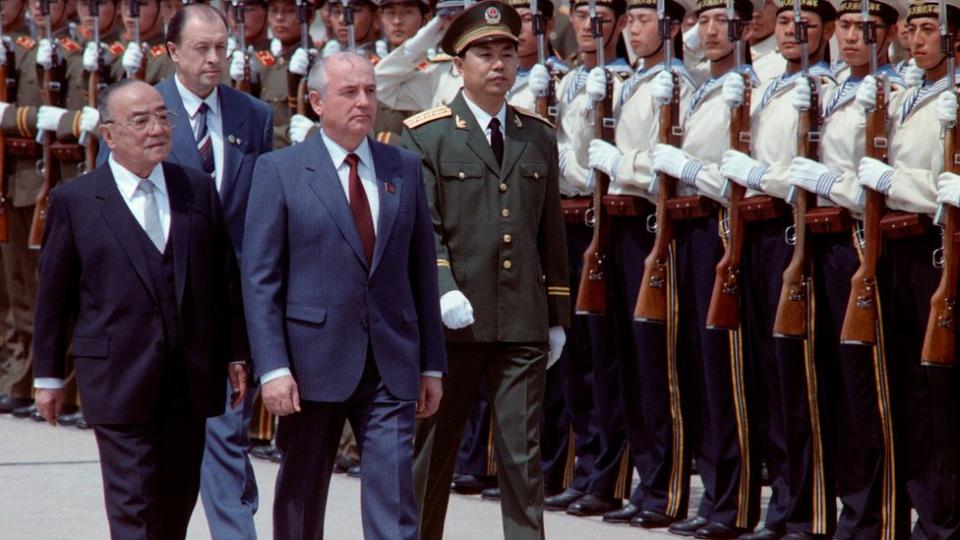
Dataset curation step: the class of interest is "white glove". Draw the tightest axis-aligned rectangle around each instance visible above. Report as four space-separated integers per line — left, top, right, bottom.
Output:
226 36 238 58
439 290 475 330
722 149 767 190
936 90 958 127
229 49 259 82
936 171 960 207
585 67 607 104
37 105 67 132
0 38 6 64
651 70 674 106
288 114 315 144
547 326 566 369
788 156 838 198
588 139 623 179
857 156 894 194
528 64 550 96
36 38 55 70
722 72 745 108
321 39 342 58
0 102 9 120
904 62 924 87
270 37 282 57
122 42 144 76
375 39 389 59
651 143 701 186
79 106 99 134
82 41 101 72
402 16 444 62
289 47 312 75
856 75 877 112
792 77 811 111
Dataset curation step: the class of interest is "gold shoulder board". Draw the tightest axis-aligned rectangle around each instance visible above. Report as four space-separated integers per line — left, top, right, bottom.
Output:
403 106 453 129
513 106 555 129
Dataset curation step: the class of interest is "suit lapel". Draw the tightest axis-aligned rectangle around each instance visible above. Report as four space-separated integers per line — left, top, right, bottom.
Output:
158 79 205 173
217 85 246 201
451 94 501 176
370 139 400 275
95 168 158 304
302 136 369 269
500 107 527 180
164 163 191 308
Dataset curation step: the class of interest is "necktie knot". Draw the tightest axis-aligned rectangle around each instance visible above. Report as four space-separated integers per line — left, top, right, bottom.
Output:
345 153 360 169
488 117 501 131
136 178 156 195
196 102 209 117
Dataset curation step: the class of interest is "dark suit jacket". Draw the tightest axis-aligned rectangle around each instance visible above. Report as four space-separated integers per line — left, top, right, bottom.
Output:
242 134 447 402
32 162 249 424
98 80 273 254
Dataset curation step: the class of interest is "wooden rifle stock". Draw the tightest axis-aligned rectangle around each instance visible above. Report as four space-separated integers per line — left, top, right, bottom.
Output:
772 75 820 338
28 50 65 250
840 78 887 345
706 72 751 329
575 70 614 315
634 71 681 323
921 119 960 366
535 66 557 123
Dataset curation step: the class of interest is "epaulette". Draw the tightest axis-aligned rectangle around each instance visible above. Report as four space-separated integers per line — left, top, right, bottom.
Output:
150 44 167 58
255 50 276 67
58 36 81 54
513 106 555 129
416 60 430 71
77 26 92 40
403 106 452 129
428 52 453 63
375 131 402 146
108 41 125 56
15 36 35 50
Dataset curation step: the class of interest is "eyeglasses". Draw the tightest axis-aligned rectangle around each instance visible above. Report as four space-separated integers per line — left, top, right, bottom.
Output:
103 110 177 131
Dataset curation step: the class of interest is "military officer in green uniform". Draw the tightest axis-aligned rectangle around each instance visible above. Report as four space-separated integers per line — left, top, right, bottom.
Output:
401 2 569 539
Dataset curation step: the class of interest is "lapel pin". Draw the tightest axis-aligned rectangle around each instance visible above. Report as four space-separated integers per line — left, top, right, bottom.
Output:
227 135 241 145
513 115 522 128
455 115 467 129
385 182 396 194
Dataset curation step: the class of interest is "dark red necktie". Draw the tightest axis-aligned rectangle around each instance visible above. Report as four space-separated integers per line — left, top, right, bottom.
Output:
345 153 375 263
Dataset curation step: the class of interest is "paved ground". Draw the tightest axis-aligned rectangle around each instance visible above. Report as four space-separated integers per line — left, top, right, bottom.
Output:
0 414 769 539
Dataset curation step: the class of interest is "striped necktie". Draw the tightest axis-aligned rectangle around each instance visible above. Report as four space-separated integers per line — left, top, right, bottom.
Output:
195 102 215 176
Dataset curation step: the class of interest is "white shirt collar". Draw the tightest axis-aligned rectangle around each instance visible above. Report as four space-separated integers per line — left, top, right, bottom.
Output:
320 129 374 171
108 154 167 201
461 93 507 132
174 74 220 118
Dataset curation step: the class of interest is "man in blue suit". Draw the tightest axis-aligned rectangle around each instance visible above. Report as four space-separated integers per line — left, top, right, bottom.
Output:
242 51 446 539
144 4 272 539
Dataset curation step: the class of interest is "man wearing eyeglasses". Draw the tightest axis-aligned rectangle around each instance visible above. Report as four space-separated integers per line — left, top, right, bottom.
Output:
32 78 249 539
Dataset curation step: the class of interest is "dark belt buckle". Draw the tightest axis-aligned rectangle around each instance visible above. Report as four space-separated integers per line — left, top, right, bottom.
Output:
805 207 851 234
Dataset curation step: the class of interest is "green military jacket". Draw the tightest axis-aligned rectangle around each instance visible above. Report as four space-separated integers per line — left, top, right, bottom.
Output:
109 30 174 85
401 91 570 343
258 42 296 149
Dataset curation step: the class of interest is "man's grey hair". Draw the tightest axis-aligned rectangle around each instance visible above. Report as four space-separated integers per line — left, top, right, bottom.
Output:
306 52 375 96
98 79 150 123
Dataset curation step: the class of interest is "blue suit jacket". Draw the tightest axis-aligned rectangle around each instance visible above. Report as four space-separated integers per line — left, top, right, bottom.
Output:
99 80 273 254
242 133 447 402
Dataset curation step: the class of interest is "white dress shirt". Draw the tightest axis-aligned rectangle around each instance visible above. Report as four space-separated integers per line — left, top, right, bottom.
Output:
34 157 171 390
461 94 506 147
175 74 225 191
260 132 441 385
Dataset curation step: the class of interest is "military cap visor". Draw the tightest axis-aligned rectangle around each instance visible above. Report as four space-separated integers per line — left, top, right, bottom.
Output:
441 0 522 55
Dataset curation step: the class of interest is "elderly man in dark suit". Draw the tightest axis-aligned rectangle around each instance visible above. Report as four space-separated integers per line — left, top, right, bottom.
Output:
32 79 249 539
242 51 447 539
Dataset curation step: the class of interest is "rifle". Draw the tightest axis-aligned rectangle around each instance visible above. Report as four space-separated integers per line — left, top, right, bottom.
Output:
342 0 356 52
840 0 888 345
772 0 820 338
80 0 108 173
634 0 680 323
706 0 751 329
287 0 317 120
232 0 253 93
575 0 615 315
921 0 958 366
531 0 558 122
126 0 147 80
28 0 66 250
0 23 13 243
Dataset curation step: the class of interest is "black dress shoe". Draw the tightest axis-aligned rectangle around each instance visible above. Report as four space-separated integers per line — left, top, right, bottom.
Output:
75 415 90 430
249 443 277 461
480 487 500 500
58 411 84 426
739 528 783 540
544 488 583 511
669 516 709 536
630 510 673 529
0 396 32 413
696 522 748 539
566 494 622 516
451 474 496 495
334 455 358 474
603 503 640 524
34 404 78 422
347 465 361 477
12 403 36 418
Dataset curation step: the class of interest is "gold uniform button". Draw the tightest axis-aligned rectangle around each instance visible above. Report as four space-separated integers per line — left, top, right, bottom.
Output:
501 208 510 218
503 259 513 269
499 183 508 192
503 234 512 243
458 171 466 179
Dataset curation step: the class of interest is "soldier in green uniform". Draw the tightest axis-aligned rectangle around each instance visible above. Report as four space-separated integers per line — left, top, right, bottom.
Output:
115 0 175 83
401 2 569 538
264 0 316 148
